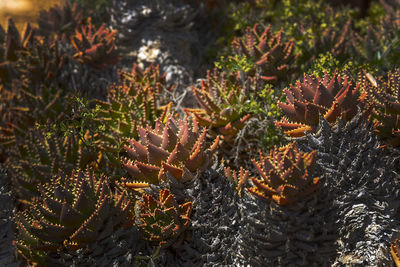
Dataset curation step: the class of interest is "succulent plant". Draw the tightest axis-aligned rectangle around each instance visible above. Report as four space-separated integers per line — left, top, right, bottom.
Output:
297 112 400 266
248 142 319 206
94 64 172 160
139 188 191 248
184 69 254 143
122 115 219 188
6 129 100 202
231 23 297 83
237 171 336 266
302 17 353 66
37 0 84 39
379 0 400 15
350 12 400 70
0 18 35 85
45 226 141 267
71 17 120 70
189 164 242 266
121 63 171 89
18 38 68 89
391 238 400 267
0 85 19 149
275 71 362 137
144 162 245 266
362 70 400 147
0 84 68 151
0 164 20 266
224 166 251 197
0 18 69 92
16 169 132 265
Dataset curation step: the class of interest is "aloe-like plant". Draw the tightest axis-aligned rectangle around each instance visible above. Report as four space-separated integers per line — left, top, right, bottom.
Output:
391 238 400 267
231 23 297 83
0 85 67 150
7 129 100 202
362 70 400 147
248 142 319 205
16 169 132 265
139 188 191 247
71 18 120 70
0 18 67 90
224 166 251 197
37 0 84 38
184 69 253 143
94 64 172 167
304 18 353 65
275 71 362 137
350 12 400 70
122 115 219 188
0 18 35 85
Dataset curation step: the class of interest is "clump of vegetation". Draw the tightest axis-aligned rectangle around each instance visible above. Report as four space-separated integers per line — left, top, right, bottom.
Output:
2 0 400 266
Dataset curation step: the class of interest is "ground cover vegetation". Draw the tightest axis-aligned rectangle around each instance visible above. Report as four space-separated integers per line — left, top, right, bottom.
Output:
1 0 400 266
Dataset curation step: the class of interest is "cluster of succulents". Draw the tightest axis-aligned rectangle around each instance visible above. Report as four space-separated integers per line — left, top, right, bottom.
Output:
6 129 100 203
0 18 36 86
0 165 17 266
232 24 297 83
0 85 67 150
71 18 120 70
296 112 400 266
94 64 172 158
2 0 400 266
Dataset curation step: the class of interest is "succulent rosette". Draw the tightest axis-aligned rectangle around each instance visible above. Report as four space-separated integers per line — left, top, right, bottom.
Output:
122 115 219 189
275 71 362 137
16 169 132 264
248 142 319 205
